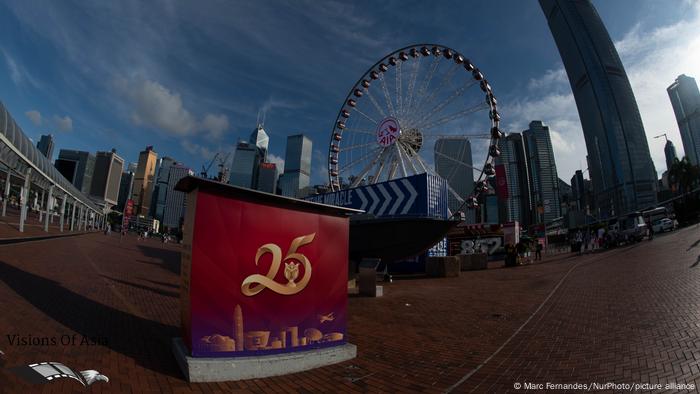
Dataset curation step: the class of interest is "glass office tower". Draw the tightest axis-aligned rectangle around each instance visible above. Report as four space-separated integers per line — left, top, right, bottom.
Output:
540 0 658 217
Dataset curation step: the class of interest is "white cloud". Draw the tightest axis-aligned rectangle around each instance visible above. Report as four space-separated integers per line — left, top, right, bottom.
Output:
614 4 700 175
503 84 586 180
115 77 230 140
25 110 42 126
116 77 196 136
267 153 285 173
505 3 700 181
53 115 73 131
200 113 229 140
181 140 217 161
1 47 41 88
526 68 567 91
312 148 328 185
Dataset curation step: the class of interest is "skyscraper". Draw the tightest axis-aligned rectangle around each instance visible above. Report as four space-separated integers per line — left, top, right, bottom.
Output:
434 137 473 216
664 139 678 171
37 134 54 160
280 134 312 197
151 156 176 221
230 141 261 189
54 150 95 195
162 164 193 230
90 149 124 206
540 0 658 217
117 171 134 211
571 170 585 212
132 146 158 216
523 121 562 224
250 125 269 161
257 162 279 194
495 133 533 226
667 74 700 166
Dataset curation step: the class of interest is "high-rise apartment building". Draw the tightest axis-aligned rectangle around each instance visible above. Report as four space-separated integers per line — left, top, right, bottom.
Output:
162 164 193 230
90 149 124 206
37 134 54 160
131 146 158 216
540 0 658 217
434 137 473 216
667 74 700 165
523 121 562 224
54 150 95 195
280 134 312 197
495 133 533 226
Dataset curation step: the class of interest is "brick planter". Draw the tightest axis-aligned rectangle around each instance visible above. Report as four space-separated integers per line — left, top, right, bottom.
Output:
426 256 460 277
458 254 488 271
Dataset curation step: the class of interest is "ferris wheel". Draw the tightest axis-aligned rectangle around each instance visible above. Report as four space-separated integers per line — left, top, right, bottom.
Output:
327 44 502 212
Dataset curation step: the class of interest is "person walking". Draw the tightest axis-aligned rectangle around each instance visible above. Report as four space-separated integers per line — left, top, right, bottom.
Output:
535 241 543 261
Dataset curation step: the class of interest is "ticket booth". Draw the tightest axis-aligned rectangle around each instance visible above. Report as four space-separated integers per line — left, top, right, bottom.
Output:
172 177 359 382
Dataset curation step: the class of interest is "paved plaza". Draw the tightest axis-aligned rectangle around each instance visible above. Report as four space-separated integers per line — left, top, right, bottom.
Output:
1 226 700 392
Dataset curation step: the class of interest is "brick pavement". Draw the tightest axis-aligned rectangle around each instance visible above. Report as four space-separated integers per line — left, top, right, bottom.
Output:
0 227 698 392
0 207 82 239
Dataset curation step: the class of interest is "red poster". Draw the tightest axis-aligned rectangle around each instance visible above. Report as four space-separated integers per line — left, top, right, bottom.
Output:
184 190 349 357
122 199 134 229
495 164 509 200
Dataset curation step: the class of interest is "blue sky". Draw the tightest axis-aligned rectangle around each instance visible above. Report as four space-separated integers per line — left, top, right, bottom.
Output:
1 0 699 185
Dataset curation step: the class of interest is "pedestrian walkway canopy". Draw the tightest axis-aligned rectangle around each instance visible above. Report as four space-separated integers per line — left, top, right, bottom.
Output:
0 100 103 227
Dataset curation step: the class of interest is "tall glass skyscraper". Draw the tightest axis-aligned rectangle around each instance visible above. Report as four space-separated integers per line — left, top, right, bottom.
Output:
496 133 533 226
434 137 473 217
664 139 678 171
250 125 269 161
523 121 562 224
540 0 658 217
280 134 312 197
230 141 260 189
667 74 700 166
151 156 176 221
37 134 54 160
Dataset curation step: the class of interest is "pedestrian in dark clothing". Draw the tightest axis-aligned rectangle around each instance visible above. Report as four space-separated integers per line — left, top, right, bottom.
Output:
535 242 542 261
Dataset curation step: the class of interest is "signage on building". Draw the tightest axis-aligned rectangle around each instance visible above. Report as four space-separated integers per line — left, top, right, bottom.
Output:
304 173 448 219
122 199 134 229
177 178 352 357
495 164 508 200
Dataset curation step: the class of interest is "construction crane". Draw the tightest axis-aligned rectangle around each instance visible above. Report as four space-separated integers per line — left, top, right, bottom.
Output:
654 133 668 142
216 152 232 183
200 152 220 179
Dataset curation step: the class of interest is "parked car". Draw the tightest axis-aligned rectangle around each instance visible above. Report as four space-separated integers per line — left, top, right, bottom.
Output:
652 218 675 233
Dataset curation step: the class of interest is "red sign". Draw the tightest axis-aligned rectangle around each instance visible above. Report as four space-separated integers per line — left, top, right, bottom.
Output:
376 117 400 147
495 164 509 200
260 162 276 170
122 199 134 229
180 186 350 357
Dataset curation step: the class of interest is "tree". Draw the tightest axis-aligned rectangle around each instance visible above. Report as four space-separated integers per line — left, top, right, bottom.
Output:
669 156 700 224
668 157 700 196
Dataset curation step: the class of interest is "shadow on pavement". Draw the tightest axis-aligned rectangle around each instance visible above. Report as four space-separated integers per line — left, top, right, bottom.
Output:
692 256 700 268
137 245 181 275
688 239 700 251
0 260 182 378
101 275 179 298
140 278 179 290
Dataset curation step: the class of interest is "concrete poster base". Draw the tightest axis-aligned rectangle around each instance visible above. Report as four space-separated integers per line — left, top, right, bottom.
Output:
172 338 357 382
